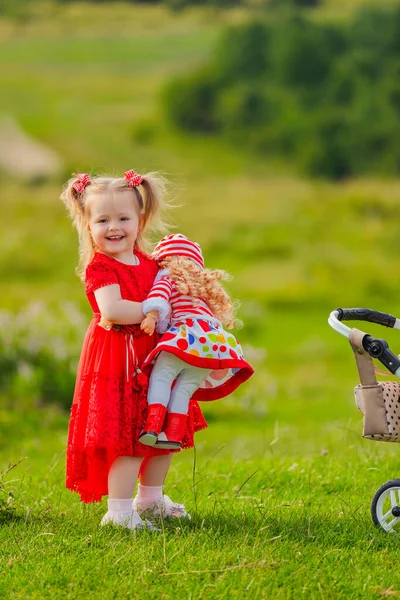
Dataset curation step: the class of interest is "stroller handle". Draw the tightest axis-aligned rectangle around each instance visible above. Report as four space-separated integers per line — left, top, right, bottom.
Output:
336 308 397 328
328 308 400 376
328 308 400 339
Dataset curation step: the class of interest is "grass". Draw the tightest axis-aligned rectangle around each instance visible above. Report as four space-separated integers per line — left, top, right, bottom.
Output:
3 301 400 597
3 2 400 597
3 398 400 599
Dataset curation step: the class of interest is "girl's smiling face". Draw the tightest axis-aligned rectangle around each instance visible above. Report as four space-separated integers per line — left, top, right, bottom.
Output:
87 190 141 263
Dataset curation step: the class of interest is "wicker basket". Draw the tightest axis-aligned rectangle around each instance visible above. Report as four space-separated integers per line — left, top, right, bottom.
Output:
350 329 400 442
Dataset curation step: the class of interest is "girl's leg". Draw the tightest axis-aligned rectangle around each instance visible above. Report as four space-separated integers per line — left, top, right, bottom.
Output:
134 454 173 509
140 453 173 487
108 455 143 498
134 453 190 519
101 455 157 530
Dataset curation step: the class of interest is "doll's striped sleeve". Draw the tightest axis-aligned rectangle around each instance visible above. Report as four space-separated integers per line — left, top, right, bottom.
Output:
142 276 173 320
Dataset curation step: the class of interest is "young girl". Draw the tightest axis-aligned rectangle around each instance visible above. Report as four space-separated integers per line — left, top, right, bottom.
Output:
138 233 254 449
61 171 207 530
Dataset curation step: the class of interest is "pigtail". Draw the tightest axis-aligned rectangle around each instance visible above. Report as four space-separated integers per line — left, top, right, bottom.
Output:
136 172 170 251
60 175 95 281
60 176 85 220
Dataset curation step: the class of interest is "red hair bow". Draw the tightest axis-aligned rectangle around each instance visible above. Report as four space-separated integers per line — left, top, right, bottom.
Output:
73 173 91 193
124 170 143 188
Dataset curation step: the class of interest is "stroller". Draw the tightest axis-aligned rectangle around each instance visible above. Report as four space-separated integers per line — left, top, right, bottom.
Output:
329 308 400 533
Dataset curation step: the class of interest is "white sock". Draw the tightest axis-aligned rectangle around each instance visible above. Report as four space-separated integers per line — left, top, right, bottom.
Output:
136 484 163 506
107 498 133 514
101 498 146 530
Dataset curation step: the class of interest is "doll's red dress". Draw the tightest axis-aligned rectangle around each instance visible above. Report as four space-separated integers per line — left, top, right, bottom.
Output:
66 250 207 503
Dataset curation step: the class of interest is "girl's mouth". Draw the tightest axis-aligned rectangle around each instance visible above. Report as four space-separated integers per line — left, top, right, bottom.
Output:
107 236 124 241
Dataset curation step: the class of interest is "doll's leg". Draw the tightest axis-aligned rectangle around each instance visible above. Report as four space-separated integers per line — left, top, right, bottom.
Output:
139 352 186 446
156 366 212 449
168 366 212 414
147 352 185 407
100 455 157 531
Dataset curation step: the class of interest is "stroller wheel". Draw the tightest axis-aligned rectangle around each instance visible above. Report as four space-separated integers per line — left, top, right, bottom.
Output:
371 480 400 532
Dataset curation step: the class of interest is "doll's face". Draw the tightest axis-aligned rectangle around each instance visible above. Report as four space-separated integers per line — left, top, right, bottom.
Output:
87 190 142 262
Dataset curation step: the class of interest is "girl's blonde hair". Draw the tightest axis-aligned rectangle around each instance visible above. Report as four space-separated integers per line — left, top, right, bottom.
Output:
60 172 169 280
159 255 240 329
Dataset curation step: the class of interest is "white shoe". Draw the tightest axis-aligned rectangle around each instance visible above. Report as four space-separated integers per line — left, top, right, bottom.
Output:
132 494 191 520
100 510 158 531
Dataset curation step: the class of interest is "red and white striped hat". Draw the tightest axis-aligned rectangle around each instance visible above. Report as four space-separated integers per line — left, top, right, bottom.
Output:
152 234 204 269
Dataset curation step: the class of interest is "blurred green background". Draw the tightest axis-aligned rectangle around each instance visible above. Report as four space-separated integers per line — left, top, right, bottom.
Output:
3 1 400 597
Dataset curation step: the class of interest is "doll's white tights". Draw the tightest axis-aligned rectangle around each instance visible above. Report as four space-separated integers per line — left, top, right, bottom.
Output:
148 351 211 414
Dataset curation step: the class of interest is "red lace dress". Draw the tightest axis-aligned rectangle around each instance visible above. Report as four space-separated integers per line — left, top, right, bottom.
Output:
66 250 208 503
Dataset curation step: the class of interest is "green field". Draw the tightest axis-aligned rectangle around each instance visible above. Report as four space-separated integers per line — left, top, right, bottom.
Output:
3 3 400 598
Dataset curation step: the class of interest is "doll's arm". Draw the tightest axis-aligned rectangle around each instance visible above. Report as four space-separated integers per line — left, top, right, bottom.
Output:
155 309 172 334
142 276 173 332
94 284 145 326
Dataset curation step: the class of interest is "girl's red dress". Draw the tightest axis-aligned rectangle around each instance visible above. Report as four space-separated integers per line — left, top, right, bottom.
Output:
66 250 208 503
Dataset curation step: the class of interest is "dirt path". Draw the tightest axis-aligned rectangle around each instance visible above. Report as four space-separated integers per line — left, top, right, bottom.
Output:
0 117 63 179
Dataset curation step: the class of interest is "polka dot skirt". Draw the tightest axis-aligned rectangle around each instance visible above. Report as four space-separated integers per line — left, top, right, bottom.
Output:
142 318 254 402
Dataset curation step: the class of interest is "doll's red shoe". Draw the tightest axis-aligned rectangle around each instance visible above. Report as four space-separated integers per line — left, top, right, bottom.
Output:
139 404 167 446
155 412 188 449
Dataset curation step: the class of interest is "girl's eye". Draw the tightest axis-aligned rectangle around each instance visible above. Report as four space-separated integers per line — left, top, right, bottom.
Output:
98 219 108 223
120 217 129 221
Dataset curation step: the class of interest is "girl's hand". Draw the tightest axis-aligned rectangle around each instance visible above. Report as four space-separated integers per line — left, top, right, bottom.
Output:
98 317 114 331
140 316 156 335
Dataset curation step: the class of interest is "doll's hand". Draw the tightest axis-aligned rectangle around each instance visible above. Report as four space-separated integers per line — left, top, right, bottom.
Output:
140 315 156 335
98 317 114 331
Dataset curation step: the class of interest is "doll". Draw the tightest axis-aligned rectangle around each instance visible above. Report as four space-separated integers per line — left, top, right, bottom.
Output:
139 234 254 449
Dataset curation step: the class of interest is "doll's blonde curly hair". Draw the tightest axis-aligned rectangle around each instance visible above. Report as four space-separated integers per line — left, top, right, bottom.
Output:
159 255 240 329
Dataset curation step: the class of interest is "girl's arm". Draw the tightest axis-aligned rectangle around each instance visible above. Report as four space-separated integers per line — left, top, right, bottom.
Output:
95 284 145 325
